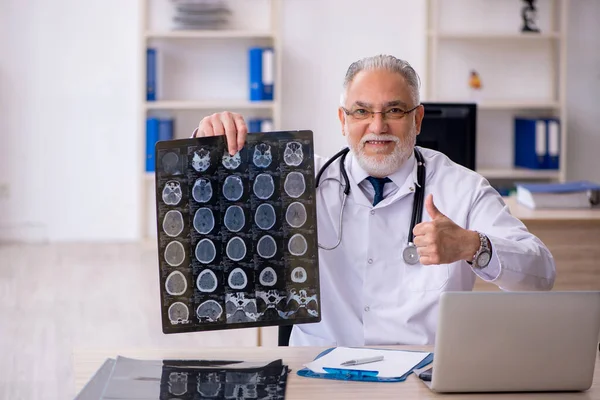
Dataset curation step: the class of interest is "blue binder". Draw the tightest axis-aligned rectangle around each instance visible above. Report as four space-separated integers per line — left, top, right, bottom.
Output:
247 118 262 133
514 117 560 170
158 117 174 141
262 48 274 101
297 347 434 383
145 117 159 172
146 48 157 101
248 47 263 101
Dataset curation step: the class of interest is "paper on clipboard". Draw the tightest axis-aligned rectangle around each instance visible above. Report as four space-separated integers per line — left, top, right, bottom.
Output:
303 347 431 379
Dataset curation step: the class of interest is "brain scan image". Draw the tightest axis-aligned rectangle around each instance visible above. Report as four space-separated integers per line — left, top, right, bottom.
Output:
283 141 304 166
285 202 307 228
226 237 247 261
222 151 242 170
191 148 210 172
288 233 308 256
252 173 275 200
162 151 181 175
168 302 189 324
163 210 184 237
197 375 222 398
280 288 319 319
156 132 319 332
162 181 183 205
291 266 307 283
253 143 272 168
197 269 218 293
256 290 285 320
196 300 223 322
165 270 188 295
164 241 185 267
168 372 188 396
283 172 305 198
224 205 245 232
192 178 213 203
257 235 277 259
259 267 277 287
195 238 216 264
254 203 276 230
222 175 244 201
227 267 248 290
226 293 257 323
193 207 215 234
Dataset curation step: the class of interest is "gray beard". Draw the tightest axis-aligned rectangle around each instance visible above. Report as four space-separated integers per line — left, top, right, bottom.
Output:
349 133 416 178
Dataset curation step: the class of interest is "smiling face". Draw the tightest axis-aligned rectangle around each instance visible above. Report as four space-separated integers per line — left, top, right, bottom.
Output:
339 69 424 178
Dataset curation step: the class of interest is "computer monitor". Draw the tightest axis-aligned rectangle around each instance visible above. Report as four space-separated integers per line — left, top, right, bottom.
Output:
417 103 477 171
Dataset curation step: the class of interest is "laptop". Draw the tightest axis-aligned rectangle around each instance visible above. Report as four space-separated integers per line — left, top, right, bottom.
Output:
420 291 600 393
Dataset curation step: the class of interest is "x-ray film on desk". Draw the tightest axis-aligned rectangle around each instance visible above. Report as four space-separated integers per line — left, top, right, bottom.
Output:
154 130 321 333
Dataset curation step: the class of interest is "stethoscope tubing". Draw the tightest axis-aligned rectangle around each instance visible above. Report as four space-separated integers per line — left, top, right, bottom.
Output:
314 147 426 256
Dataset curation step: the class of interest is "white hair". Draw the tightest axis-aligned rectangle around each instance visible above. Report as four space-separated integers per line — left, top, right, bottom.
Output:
340 55 421 106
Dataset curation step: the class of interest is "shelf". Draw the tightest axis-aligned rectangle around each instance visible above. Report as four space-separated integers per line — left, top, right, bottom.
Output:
145 100 275 110
427 31 561 40
477 167 560 180
145 30 275 39
477 101 560 110
429 100 560 110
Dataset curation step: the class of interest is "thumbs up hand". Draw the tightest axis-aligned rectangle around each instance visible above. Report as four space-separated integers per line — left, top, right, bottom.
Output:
412 194 480 265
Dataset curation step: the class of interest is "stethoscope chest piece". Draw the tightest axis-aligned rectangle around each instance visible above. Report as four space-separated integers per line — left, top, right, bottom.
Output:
403 243 420 265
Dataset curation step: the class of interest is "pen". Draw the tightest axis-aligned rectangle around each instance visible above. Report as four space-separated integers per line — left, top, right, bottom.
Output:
340 355 384 366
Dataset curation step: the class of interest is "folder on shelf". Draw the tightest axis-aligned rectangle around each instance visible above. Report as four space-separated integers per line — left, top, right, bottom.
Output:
262 48 274 101
146 48 157 101
546 118 560 169
146 117 160 172
298 347 433 383
247 118 274 133
158 117 174 141
248 47 263 101
514 117 560 170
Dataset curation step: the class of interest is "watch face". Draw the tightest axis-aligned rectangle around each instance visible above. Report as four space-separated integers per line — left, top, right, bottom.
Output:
477 252 491 267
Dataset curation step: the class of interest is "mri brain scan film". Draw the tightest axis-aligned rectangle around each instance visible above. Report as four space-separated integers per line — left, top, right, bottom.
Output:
192 178 213 203
155 130 320 334
224 206 245 232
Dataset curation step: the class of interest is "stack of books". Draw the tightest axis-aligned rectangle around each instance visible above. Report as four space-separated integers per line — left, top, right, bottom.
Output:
75 356 290 399
515 181 600 209
170 0 231 30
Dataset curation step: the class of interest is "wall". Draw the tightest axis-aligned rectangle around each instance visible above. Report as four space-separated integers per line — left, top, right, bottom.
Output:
280 0 427 158
0 0 141 242
566 0 600 183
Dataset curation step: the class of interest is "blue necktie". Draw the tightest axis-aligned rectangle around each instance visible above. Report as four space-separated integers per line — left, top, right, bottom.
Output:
366 176 392 206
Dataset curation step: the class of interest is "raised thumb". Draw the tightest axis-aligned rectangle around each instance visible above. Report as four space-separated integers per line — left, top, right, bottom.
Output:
425 193 444 219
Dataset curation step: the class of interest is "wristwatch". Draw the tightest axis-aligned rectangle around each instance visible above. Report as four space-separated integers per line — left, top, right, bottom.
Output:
470 232 492 269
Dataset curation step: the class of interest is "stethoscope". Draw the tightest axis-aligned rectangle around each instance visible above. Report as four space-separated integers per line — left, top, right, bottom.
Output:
315 147 426 265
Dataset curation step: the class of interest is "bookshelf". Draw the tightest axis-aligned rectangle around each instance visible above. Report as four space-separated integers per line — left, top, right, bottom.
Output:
425 0 568 189
140 0 283 240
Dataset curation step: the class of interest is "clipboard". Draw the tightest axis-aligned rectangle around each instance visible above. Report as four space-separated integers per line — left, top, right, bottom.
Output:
297 347 434 383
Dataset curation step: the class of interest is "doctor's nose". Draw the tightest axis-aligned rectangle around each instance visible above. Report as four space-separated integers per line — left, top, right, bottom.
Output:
368 113 389 134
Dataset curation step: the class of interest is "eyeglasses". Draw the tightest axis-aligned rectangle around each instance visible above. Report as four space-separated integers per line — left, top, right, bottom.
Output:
342 104 420 121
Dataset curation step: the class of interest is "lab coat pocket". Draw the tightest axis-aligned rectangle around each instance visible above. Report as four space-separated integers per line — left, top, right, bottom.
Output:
403 261 449 292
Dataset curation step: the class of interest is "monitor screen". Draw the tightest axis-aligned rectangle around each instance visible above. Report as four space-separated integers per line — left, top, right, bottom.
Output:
417 103 477 171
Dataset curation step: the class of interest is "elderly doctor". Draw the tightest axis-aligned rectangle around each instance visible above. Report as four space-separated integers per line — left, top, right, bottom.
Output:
193 54 556 347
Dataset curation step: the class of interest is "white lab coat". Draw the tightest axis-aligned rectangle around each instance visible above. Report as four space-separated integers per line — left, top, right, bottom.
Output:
289 146 556 347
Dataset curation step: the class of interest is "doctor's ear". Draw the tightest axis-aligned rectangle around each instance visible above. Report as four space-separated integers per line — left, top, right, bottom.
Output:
414 104 425 134
338 107 347 136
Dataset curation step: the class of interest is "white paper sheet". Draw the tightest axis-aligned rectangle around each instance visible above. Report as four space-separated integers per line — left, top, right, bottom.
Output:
303 347 431 379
